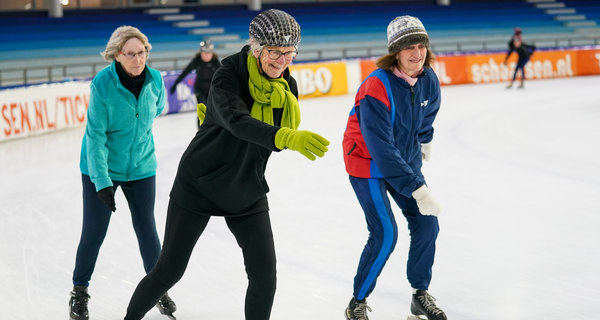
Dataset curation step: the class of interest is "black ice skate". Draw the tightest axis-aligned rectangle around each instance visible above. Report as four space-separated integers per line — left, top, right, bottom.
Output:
156 293 177 319
408 290 447 320
69 285 90 320
345 297 372 320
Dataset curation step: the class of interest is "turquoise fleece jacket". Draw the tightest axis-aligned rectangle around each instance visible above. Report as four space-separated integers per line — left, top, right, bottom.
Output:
80 61 166 191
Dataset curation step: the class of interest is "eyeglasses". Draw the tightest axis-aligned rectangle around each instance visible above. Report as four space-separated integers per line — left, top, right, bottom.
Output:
265 49 298 61
119 50 148 59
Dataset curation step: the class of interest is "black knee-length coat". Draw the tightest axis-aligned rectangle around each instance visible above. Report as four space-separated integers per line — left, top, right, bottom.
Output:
169 45 299 217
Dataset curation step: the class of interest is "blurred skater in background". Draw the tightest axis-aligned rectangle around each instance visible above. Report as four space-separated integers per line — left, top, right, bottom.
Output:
170 40 221 129
123 9 329 320
503 27 536 89
69 26 176 320
342 15 447 320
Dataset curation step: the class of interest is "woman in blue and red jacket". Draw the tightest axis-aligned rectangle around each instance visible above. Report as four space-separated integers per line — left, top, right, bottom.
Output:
342 16 447 320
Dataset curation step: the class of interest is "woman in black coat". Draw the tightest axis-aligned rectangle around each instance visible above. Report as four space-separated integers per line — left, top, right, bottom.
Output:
124 9 329 320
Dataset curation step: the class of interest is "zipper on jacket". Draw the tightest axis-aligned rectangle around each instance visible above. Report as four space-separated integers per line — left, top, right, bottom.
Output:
410 86 415 104
127 91 142 182
347 143 357 156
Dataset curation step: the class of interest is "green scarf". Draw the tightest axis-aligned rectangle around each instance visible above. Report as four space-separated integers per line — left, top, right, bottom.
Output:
247 53 300 129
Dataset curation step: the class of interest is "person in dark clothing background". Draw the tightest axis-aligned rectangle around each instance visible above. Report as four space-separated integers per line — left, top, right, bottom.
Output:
170 40 221 129
503 27 536 89
123 9 329 320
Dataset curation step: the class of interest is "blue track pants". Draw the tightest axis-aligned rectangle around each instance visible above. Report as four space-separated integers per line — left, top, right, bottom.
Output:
350 176 439 300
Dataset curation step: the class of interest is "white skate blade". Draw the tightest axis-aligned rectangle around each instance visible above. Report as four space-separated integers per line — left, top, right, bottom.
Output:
407 315 428 320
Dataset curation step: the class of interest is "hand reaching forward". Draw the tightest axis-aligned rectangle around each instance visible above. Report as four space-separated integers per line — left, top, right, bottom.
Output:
275 127 330 160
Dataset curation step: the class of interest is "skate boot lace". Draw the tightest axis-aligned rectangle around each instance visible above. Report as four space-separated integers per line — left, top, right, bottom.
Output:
158 295 170 307
158 295 171 309
71 292 90 314
417 292 444 316
352 300 372 319
156 294 176 315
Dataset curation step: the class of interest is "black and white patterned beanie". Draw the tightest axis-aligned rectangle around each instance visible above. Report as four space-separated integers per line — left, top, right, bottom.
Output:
248 9 301 47
387 15 429 53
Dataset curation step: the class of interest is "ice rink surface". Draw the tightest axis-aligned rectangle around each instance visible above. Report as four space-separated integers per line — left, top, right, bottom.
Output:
1 75 599 320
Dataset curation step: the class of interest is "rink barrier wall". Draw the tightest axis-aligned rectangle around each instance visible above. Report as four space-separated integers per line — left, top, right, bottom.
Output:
0 81 90 142
1 46 599 142
357 46 600 87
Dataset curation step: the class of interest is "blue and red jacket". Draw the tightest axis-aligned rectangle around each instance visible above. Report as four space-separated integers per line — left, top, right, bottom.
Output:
342 67 441 197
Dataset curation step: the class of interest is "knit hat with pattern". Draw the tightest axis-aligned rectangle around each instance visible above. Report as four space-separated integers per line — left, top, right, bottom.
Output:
249 9 301 47
387 15 429 53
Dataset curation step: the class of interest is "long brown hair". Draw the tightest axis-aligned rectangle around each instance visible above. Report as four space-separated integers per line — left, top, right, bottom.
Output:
375 47 436 70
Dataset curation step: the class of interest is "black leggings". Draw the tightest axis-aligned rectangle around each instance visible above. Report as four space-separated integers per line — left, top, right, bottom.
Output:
73 174 160 286
124 200 276 320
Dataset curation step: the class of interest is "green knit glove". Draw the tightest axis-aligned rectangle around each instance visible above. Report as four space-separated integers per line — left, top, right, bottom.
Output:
197 103 206 125
275 127 330 160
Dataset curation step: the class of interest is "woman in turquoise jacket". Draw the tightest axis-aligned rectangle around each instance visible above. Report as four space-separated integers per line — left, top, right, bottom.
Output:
69 26 176 320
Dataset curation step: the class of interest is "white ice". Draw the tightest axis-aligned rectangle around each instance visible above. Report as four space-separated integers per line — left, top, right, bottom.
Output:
1 76 599 320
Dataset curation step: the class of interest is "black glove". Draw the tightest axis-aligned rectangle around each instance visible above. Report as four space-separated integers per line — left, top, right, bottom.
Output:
97 187 116 212
169 85 176 95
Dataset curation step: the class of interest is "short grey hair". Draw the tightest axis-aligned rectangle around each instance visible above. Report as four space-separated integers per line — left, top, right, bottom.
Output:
247 38 263 56
246 38 298 57
101 26 152 62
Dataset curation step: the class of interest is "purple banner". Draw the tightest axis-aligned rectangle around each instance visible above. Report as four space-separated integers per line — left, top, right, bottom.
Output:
162 71 197 114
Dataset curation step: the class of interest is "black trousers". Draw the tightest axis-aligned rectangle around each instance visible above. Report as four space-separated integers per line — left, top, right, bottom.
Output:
125 200 277 320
